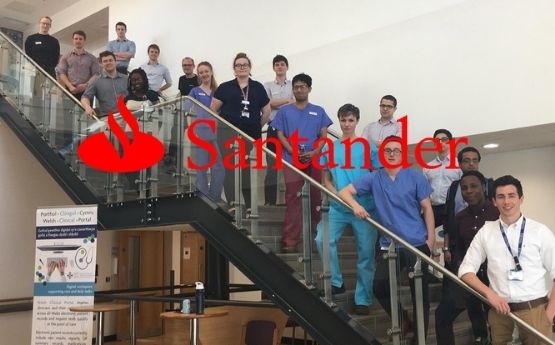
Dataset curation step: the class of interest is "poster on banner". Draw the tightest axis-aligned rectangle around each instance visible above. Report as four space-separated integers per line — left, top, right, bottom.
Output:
31 205 98 345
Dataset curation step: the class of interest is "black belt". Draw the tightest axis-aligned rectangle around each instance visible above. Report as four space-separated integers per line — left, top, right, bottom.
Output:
508 296 548 312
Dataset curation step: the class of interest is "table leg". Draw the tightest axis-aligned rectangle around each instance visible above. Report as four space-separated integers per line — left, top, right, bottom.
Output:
190 318 199 345
96 311 104 345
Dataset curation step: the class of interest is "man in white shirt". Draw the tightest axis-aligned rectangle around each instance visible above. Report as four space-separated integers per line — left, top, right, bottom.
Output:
422 129 462 227
361 95 401 147
263 54 293 205
459 175 555 344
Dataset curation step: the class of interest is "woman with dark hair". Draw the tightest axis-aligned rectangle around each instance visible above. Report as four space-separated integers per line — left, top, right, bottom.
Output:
186 61 224 202
210 53 271 213
124 68 159 108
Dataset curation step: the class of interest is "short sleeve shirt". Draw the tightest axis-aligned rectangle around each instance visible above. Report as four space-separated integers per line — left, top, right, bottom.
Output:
140 62 172 91
264 79 293 121
56 50 100 85
213 78 270 134
352 168 433 247
187 86 215 140
272 103 333 163
106 38 136 68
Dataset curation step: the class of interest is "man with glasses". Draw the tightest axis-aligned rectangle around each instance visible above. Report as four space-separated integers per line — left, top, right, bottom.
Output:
361 95 400 147
178 57 199 96
339 136 435 339
106 21 135 75
25 16 60 78
422 129 462 228
272 73 332 253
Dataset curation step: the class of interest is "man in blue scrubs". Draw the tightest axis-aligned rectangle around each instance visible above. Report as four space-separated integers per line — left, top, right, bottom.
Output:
315 103 380 315
339 136 435 338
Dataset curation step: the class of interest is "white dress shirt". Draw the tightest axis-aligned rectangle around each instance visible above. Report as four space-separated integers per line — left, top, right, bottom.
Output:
458 215 555 303
422 156 462 205
361 118 401 145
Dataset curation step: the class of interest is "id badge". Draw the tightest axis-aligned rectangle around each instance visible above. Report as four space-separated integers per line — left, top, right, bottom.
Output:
241 111 250 118
508 269 523 281
241 100 250 106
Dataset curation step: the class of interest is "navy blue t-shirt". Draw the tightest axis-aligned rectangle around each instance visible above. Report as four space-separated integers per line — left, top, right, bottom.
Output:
213 78 269 136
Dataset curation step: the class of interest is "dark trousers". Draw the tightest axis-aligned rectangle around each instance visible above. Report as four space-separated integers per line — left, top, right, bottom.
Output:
432 204 446 227
373 245 430 339
217 126 260 209
60 91 83 149
264 126 278 205
435 267 489 344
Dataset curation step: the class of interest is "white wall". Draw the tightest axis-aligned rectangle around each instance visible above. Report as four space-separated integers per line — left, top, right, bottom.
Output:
481 145 555 231
48 0 555 141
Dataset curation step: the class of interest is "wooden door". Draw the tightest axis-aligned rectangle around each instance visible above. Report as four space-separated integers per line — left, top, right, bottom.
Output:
116 231 165 338
180 230 206 293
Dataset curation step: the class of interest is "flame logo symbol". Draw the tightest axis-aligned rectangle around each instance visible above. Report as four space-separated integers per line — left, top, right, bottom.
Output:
77 96 165 172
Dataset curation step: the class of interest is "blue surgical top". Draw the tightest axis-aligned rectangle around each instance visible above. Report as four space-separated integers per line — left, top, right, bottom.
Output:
272 103 333 163
352 168 432 248
187 86 215 140
321 138 381 213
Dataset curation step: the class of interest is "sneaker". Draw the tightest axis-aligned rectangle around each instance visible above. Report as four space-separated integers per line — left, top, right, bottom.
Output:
354 305 369 315
331 284 345 295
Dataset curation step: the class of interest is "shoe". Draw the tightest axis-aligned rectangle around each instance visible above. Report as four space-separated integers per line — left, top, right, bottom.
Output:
281 245 298 254
354 305 369 315
331 284 345 295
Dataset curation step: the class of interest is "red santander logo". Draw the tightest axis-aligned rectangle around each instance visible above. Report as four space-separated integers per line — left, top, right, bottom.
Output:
77 97 165 173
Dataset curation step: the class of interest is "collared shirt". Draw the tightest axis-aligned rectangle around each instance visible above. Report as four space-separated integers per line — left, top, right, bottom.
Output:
272 102 333 164
422 156 462 205
56 49 100 85
352 168 433 248
361 118 401 145
264 79 293 121
24 33 60 77
459 215 555 303
140 62 172 92
82 71 128 116
454 200 499 263
106 38 136 68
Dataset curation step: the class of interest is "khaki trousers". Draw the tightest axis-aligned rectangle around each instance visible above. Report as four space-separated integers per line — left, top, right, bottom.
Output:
488 302 552 345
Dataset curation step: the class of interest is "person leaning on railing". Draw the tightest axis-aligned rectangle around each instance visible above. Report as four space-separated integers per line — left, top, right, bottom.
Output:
459 175 555 345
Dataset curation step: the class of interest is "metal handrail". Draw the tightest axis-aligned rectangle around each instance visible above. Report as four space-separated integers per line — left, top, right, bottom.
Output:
181 96 555 345
0 31 95 118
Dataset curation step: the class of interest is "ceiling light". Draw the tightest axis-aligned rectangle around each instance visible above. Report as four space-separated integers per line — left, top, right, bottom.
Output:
482 143 499 149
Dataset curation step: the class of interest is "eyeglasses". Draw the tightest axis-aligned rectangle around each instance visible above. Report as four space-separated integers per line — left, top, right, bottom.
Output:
435 137 450 142
379 104 394 109
293 84 308 90
461 158 480 164
182 64 193 67
384 148 402 155
234 63 250 69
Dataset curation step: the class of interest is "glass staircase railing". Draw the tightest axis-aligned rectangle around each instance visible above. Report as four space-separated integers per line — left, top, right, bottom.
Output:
2 30 554 345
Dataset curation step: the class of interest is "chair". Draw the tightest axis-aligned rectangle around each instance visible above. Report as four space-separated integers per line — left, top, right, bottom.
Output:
285 317 308 345
241 320 278 345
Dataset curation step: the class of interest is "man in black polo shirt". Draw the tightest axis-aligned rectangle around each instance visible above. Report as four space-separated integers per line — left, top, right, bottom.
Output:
25 16 60 78
178 57 199 96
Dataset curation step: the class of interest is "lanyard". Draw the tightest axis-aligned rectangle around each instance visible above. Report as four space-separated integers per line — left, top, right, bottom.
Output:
499 218 526 271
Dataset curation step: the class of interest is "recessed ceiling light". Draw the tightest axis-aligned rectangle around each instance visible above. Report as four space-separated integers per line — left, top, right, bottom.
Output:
482 143 499 149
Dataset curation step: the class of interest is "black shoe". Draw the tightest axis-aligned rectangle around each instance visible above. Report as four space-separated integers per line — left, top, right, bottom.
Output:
331 284 345 295
354 305 369 315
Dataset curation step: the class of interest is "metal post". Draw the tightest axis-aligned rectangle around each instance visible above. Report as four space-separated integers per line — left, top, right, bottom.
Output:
234 138 243 227
386 243 401 345
148 107 161 198
130 300 136 345
96 311 104 345
320 194 333 305
411 257 425 345
190 318 199 345
248 146 259 239
301 181 313 286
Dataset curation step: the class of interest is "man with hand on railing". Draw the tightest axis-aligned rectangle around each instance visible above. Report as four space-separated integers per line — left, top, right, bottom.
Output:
315 103 380 315
459 175 555 345
339 135 435 339
435 170 498 345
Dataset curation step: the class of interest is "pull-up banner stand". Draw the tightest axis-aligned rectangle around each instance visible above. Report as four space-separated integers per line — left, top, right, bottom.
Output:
31 205 98 345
